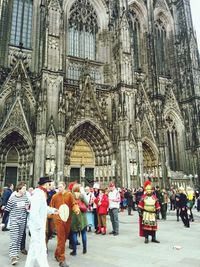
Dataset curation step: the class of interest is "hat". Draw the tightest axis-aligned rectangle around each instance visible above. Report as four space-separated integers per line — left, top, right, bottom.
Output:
93 183 100 189
109 182 115 188
144 180 152 191
38 176 52 185
68 182 77 191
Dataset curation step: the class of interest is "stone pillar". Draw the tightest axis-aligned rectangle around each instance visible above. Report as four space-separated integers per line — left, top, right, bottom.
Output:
56 135 65 182
34 134 46 184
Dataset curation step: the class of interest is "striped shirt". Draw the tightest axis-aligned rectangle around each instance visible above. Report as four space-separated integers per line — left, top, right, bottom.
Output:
5 194 29 221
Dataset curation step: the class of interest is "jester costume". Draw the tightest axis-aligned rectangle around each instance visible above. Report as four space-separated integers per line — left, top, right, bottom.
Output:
138 181 160 244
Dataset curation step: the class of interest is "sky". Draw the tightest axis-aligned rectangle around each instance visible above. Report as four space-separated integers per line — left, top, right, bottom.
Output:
190 0 200 50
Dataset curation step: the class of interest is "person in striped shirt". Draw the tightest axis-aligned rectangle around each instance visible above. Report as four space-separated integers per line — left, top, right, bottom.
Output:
4 182 30 265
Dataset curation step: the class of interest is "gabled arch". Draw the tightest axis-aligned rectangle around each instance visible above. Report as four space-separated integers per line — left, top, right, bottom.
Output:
65 119 113 166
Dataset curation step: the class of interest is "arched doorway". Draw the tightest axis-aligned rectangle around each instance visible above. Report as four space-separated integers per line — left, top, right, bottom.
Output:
0 131 33 187
65 121 113 185
70 140 95 186
142 140 159 181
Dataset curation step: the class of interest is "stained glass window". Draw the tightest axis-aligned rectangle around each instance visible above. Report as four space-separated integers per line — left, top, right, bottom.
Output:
10 0 32 48
68 0 98 60
155 20 167 76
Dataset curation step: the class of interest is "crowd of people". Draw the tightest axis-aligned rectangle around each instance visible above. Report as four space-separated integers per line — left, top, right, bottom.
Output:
0 178 199 267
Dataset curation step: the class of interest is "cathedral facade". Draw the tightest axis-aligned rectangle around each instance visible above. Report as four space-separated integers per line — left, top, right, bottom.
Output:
0 0 200 188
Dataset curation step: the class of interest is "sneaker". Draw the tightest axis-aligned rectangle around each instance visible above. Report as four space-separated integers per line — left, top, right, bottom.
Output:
83 248 87 254
11 257 18 265
21 249 28 255
59 261 69 267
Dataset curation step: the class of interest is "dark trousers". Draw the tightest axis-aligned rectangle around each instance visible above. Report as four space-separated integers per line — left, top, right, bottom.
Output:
176 208 180 221
109 208 119 234
180 208 190 227
144 230 156 238
128 206 133 215
71 228 87 253
93 209 98 230
161 203 167 220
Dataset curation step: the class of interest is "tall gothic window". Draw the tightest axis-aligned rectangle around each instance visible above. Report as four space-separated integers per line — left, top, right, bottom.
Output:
133 18 141 70
10 0 33 48
68 0 98 60
155 20 167 76
166 117 180 171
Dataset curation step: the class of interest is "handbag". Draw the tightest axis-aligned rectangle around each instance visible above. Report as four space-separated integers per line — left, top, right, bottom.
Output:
77 199 87 213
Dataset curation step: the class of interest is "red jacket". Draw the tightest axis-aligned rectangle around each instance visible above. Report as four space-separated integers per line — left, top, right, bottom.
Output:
94 194 109 215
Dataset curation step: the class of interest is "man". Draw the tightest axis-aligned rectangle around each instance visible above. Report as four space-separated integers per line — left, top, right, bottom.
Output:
24 177 58 267
108 182 120 236
179 187 190 228
1 183 14 231
154 185 163 219
124 189 134 215
50 181 80 267
138 181 160 244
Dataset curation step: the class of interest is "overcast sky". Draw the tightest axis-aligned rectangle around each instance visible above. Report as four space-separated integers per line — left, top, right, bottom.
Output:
190 0 200 50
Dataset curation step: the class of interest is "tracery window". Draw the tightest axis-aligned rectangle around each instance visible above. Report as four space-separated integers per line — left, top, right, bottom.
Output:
155 20 167 76
68 0 98 60
133 18 141 70
166 116 180 171
10 0 33 48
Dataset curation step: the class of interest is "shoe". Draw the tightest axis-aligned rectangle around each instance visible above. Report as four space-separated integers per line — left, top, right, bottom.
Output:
109 231 115 235
11 257 18 265
83 248 87 254
21 249 28 255
152 238 160 243
144 237 149 244
102 231 106 235
113 232 119 236
59 261 69 267
2 227 9 231
70 251 77 256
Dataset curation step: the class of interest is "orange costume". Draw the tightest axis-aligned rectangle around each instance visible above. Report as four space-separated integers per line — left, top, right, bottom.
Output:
50 191 79 263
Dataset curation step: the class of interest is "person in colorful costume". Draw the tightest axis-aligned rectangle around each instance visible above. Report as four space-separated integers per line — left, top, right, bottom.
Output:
138 181 160 244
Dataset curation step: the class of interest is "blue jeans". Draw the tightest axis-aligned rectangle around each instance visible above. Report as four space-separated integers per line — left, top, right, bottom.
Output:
71 227 87 252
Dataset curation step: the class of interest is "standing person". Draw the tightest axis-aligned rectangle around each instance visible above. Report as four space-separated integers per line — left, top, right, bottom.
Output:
46 181 57 246
50 182 80 267
94 188 109 235
124 189 134 216
85 186 94 232
24 177 58 267
138 181 160 244
93 183 100 233
108 182 120 236
154 186 162 219
160 189 168 220
70 183 88 256
179 187 190 228
1 183 14 231
186 187 195 222
3 182 29 265
175 189 181 221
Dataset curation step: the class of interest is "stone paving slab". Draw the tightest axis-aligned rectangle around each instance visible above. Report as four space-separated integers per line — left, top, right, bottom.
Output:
0 210 200 267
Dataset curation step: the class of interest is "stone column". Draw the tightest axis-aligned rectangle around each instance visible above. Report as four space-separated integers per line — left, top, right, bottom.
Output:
56 135 65 182
34 134 46 185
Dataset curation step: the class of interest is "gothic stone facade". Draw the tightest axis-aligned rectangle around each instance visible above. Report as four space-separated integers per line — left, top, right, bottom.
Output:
0 0 200 188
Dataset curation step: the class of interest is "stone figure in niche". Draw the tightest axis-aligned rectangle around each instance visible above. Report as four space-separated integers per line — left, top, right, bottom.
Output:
46 136 56 159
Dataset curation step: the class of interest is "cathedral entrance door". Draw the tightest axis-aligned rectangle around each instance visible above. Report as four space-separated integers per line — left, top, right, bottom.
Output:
85 168 94 187
70 168 80 182
5 166 18 187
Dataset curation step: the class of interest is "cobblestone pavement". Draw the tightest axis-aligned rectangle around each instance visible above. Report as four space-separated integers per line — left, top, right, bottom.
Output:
0 210 200 267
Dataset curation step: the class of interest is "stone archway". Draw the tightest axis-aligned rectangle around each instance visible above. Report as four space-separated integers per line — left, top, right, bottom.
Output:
65 121 113 185
0 130 33 187
142 140 159 180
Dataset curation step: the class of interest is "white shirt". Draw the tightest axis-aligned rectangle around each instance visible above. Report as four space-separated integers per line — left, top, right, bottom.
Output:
109 188 120 209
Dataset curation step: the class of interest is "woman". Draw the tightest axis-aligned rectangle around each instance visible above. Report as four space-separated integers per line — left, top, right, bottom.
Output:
94 188 109 235
70 184 88 256
85 186 94 232
4 182 29 265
